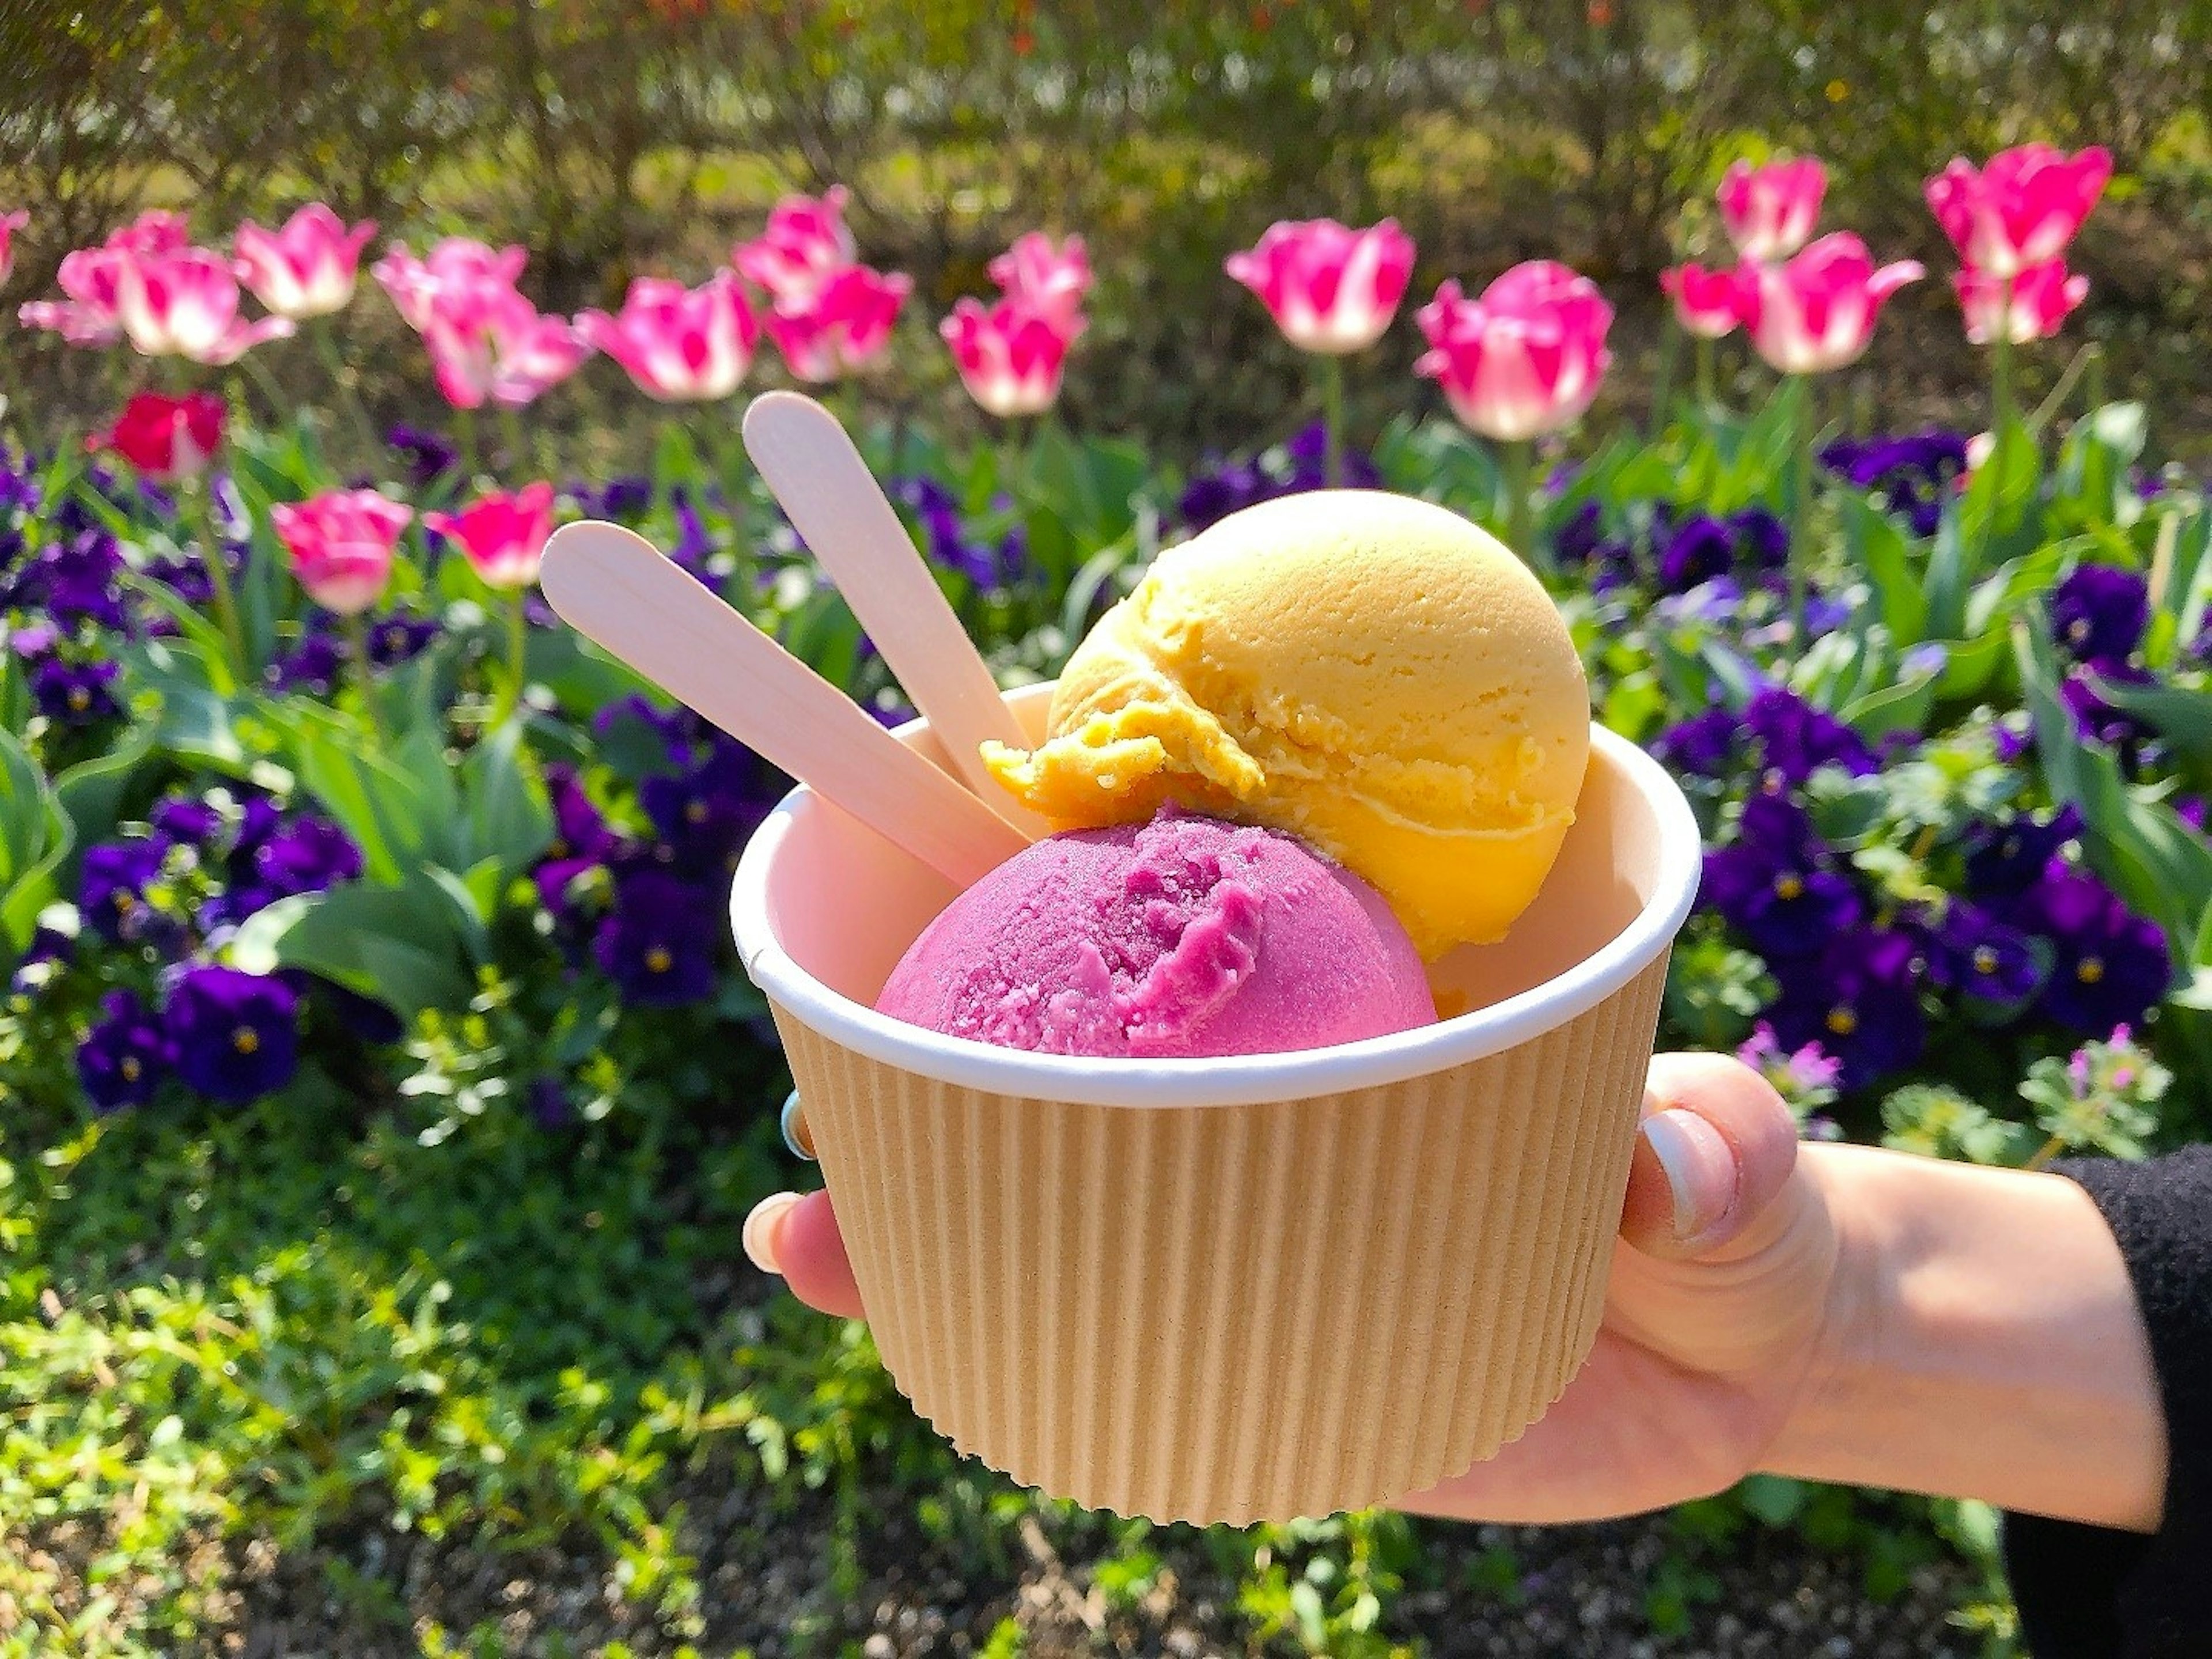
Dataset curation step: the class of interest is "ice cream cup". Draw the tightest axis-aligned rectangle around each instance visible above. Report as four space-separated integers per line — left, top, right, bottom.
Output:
731 682 1701 1526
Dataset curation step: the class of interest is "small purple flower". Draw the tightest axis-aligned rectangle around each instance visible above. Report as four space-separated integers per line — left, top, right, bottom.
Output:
535 764 627 919
1765 927 1926 1088
1649 707 1738 778
2051 565 2149 667
1744 685 1876 783
387 423 459 488
1926 901 2046 1006
639 741 782 879
893 475 1001 588
31 657 120 725
593 869 719 1006
6 619 59 659
2060 665 2154 751
1703 793 1864 958
267 630 344 696
165 965 301 1104
2015 870 2172 1034
252 817 364 902
1964 806 2083 900
150 795 225 844
1820 431 1969 538
1654 575 1745 626
366 614 440 667
1730 506 1789 570
1656 512 1736 593
1179 460 1274 535
669 489 716 577
78 839 168 944
75 990 173 1113
1737 1020 1843 1099
1552 501 1604 566
1282 422 1381 491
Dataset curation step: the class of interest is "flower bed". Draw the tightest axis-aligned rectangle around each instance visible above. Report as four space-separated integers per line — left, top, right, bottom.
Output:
1 147 2206 1654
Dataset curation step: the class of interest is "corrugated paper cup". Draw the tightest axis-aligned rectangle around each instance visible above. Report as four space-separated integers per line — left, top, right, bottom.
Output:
732 684 1700 1526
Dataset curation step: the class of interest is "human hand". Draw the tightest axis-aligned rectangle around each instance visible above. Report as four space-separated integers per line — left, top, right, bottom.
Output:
744 1051 1835 1524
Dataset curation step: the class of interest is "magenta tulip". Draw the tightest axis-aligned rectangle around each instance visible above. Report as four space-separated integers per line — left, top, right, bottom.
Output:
1414 261 1614 441
940 297 1073 418
1717 158 1827 263
763 264 911 382
424 481 556 590
1926 145 2111 281
0 210 25 288
1226 218 1415 355
88 390 226 481
577 273 760 402
18 211 191 346
113 245 296 365
987 232 1093 338
377 240 587 410
271 488 412 616
1953 258 2088 347
734 187 857 309
1660 262 1741 339
233 203 377 321
1736 234 1923 376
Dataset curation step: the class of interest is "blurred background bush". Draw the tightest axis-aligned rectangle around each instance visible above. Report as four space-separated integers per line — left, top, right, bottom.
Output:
5 0 2212 459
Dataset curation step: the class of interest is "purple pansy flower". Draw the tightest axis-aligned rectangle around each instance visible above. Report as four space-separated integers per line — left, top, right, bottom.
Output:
387 424 459 489
31 657 121 725
1820 431 1969 537
593 869 719 1006
1730 506 1789 570
1656 512 1736 593
1744 685 1877 783
2050 565 2149 668
75 990 173 1113
1925 901 2047 1006
366 613 440 667
2014 870 2172 1034
150 795 225 845
267 630 344 696
78 840 169 944
251 817 364 902
1765 927 1926 1089
535 764 627 919
1650 707 1738 778
1964 806 2082 900
1703 793 1864 958
165 965 301 1104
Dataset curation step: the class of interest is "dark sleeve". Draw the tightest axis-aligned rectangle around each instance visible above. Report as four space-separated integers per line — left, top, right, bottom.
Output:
2003 1146 2212 1659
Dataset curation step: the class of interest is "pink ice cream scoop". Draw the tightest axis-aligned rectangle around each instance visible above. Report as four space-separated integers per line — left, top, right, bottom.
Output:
876 808 1436 1058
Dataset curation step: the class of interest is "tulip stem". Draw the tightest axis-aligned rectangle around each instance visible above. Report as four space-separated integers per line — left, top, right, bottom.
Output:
1647 312 1679 441
711 414 752 595
1695 335 1717 414
1991 274 2017 437
1789 376 1817 642
343 612 385 748
455 406 480 487
1319 353 1346 488
500 404 531 480
2029 343 2098 435
1501 438 1540 572
315 319 382 475
189 478 247 681
501 590 529 727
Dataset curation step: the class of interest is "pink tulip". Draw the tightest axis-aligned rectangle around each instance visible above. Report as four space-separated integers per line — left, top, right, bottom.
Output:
577 273 760 402
987 232 1092 336
233 203 377 320
940 298 1073 418
1414 261 1614 441
0 210 26 287
1953 258 2088 347
1735 234 1923 375
1717 158 1827 263
734 186 857 308
113 245 296 365
18 211 191 346
1926 145 2111 281
372 238 529 333
424 481 556 590
763 264 911 382
271 488 412 616
1226 217 1416 355
1660 262 1741 338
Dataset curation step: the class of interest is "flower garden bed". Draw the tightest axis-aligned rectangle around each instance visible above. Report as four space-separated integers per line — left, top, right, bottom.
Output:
1 149 2205 1656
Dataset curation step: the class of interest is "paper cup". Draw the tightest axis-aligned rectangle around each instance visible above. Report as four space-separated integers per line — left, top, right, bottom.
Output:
732 684 1700 1525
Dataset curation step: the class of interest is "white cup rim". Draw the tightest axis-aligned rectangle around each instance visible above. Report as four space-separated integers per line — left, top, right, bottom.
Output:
730 717 1700 1109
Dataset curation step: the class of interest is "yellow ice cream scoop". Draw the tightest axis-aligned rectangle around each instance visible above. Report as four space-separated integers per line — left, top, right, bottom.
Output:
983 489 1590 959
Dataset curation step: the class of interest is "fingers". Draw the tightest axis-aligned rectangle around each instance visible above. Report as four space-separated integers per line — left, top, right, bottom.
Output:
743 1190 866 1319
1619 1052 1800 1261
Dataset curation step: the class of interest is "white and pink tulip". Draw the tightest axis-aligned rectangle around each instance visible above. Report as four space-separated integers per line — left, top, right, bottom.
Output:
1226 217 1416 355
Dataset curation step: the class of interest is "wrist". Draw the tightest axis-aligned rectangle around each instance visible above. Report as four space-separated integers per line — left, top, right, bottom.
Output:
1760 1145 2165 1532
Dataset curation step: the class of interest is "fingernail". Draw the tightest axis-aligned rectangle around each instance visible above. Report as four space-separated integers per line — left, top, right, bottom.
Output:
743 1192 802 1275
1638 1108 1735 1244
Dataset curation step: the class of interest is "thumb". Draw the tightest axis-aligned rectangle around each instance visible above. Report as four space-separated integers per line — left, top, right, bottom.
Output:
1619 1052 1800 1260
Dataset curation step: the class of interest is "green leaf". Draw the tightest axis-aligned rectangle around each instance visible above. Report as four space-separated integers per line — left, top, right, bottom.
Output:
0 728 72 956
52 728 158 888
228 874 481 1016
282 709 431 884
1842 494 1927 646
457 718 554 876
2086 674 2212 766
